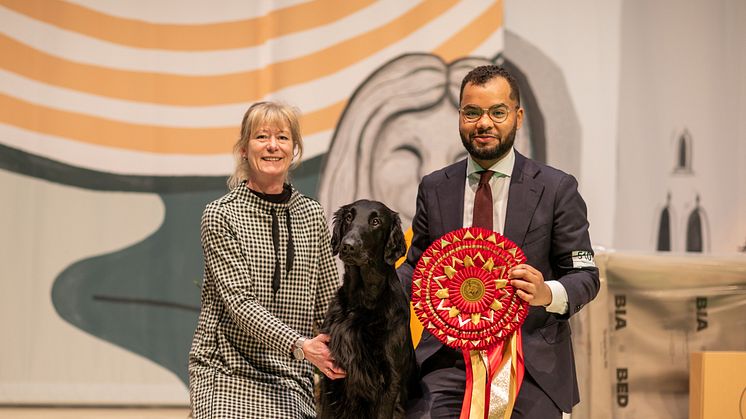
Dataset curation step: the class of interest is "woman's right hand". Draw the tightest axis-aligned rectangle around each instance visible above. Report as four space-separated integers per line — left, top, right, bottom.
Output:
303 334 346 380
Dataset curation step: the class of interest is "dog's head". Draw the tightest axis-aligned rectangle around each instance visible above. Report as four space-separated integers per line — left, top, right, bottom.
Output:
331 199 406 267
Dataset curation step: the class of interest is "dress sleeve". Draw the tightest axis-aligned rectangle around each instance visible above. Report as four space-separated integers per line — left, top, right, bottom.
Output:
201 204 300 355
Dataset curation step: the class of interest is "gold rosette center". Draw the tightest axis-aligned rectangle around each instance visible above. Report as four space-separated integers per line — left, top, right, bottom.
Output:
460 278 486 302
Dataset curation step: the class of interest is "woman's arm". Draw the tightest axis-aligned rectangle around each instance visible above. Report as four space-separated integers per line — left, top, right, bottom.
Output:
201 203 301 355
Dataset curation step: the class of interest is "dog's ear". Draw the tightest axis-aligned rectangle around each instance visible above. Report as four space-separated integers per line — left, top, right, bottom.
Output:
331 205 349 256
384 212 407 266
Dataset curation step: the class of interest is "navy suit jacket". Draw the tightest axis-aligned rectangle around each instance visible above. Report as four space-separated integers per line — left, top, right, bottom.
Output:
398 151 600 413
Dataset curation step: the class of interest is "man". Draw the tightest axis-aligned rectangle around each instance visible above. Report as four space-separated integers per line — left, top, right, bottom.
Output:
398 65 600 418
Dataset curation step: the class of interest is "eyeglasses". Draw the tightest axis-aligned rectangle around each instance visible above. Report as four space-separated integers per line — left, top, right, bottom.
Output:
459 104 516 123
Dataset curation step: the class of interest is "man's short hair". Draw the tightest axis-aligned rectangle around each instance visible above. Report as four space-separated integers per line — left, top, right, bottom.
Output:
459 65 520 106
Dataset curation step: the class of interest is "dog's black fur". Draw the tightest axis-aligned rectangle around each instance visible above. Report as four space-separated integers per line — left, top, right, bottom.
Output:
319 199 417 419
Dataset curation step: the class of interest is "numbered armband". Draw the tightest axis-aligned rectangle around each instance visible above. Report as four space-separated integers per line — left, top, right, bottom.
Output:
571 250 596 269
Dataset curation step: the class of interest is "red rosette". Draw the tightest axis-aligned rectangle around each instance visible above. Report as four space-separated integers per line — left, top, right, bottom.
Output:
411 227 528 351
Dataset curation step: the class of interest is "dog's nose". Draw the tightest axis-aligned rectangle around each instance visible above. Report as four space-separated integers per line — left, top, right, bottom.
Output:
341 241 355 255
340 234 361 256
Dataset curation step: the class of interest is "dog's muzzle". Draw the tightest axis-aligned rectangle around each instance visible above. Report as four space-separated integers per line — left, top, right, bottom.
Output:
339 236 367 265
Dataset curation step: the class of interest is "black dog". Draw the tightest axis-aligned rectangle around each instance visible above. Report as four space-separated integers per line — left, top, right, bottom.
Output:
319 199 416 419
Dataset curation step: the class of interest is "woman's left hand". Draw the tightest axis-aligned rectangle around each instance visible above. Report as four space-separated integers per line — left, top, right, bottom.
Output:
303 334 346 380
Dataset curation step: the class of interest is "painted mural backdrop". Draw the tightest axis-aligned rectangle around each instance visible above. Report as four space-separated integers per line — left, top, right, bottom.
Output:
3 0 744 415
1 0 513 404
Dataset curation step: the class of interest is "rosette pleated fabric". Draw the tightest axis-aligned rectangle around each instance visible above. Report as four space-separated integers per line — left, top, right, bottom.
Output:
411 227 528 419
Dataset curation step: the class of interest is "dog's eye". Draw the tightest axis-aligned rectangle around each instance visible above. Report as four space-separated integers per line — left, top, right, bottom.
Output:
344 212 353 223
370 218 381 227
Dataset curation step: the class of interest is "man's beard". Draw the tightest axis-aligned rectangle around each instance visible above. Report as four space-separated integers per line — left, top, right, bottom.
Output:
460 123 517 162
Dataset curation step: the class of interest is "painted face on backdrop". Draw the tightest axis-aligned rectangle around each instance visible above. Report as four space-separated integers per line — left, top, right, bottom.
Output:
372 100 468 223
459 77 524 166
244 123 295 185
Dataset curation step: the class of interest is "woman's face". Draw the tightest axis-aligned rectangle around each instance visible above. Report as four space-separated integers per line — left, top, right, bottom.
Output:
243 123 294 185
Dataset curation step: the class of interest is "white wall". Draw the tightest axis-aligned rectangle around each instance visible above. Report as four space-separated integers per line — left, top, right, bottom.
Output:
614 0 746 253
505 0 623 249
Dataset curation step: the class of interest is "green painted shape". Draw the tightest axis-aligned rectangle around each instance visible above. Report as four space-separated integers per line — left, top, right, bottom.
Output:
49 156 323 385
52 190 220 384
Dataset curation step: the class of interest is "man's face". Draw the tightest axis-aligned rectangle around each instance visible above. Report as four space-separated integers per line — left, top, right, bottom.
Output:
459 77 523 167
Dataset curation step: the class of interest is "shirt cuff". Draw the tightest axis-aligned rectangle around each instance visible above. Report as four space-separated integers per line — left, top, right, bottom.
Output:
544 280 569 314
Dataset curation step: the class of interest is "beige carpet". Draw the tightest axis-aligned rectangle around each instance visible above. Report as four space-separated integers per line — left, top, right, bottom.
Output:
0 407 190 419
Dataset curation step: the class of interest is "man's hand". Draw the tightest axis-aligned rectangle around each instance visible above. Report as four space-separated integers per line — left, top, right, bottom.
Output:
509 264 552 306
303 333 346 380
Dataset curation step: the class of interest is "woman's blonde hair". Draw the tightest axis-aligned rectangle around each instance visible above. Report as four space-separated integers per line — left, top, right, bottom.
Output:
227 101 304 189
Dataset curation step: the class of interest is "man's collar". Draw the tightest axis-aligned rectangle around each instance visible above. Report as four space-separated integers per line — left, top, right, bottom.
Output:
466 148 515 178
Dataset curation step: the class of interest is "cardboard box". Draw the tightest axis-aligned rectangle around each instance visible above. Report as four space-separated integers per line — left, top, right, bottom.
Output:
689 351 746 419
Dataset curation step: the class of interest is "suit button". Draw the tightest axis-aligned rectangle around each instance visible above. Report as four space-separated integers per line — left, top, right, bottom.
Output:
575 304 583 312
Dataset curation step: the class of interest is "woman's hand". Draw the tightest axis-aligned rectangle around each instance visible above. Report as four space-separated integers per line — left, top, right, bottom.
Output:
303 334 346 380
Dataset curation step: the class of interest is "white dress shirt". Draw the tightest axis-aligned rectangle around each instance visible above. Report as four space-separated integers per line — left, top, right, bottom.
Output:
462 148 568 314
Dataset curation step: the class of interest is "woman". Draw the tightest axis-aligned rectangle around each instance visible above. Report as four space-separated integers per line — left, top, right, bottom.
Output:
189 102 344 418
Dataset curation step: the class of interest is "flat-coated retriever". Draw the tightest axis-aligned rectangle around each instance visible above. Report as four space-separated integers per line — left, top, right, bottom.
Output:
319 199 416 419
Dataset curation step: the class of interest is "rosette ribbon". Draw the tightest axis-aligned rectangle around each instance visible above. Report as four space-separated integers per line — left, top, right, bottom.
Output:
411 227 528 419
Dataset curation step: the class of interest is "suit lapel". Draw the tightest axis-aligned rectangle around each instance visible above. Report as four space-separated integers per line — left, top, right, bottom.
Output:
436 160 466 236
505 152 543 247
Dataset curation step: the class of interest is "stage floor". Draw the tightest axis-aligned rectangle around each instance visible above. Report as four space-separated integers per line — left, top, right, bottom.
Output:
0 407 190 418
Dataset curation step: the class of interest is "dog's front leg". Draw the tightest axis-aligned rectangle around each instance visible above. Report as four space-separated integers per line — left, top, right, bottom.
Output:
375 374 405 419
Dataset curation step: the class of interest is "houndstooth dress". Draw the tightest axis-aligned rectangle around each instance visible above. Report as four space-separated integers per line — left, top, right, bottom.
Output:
188 184 339 418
